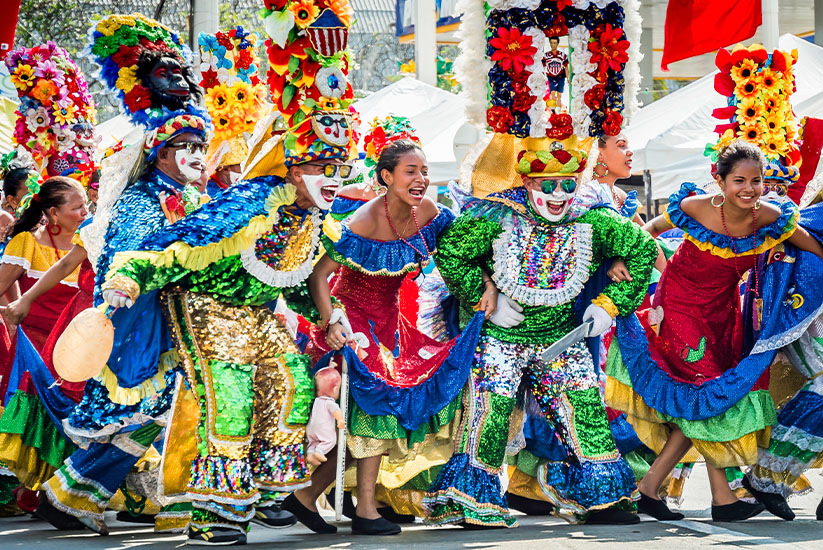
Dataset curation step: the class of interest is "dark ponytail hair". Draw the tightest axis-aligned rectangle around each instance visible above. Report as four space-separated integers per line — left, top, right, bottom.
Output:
375 139 424 187
715 139 764 180
4 168 35 201
11 176 83 238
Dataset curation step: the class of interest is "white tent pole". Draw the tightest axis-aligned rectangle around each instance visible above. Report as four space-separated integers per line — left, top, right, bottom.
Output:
762 0 779 50
414 0 438 86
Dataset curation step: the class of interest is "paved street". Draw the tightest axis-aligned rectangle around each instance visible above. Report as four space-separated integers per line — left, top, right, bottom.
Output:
2 465 822 549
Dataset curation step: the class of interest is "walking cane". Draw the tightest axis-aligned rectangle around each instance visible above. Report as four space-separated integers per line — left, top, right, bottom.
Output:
334 350 349 522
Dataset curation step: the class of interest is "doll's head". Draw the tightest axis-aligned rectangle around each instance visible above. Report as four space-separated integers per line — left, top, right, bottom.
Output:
314 367 342 400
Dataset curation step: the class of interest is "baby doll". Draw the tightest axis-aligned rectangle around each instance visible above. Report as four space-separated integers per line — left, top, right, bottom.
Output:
306 367 345 466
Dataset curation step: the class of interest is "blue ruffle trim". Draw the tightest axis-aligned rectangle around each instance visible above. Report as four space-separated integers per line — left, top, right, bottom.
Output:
424 452 514 524
542 457 637 512
667 182 797 253
609 413 648 456
313 311 483 431
328 204 455 275
775 390 823 438
140 176 287 251
330 195 366 218
621 190 640 219
615 238 823 420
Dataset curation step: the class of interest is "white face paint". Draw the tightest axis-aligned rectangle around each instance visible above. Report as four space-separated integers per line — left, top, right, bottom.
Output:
528 178 577 222
174 148 206 183
302 173 341 210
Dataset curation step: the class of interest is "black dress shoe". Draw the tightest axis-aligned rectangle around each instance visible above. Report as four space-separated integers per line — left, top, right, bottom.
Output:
251 505 297 528
35 496 87 531
505 492 555 516
378 506 416 524
116 510 156 524
187 526 247 546
326 488 356 519
711 500 765 522
585 508 641 525
742 476 794 521
351 514 401 535
280 493 337 534
637 492 685 521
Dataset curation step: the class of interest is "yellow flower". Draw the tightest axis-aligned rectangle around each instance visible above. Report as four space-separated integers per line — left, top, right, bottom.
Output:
714 128 737 152
30 79 59 105
762 133 786 160
762 95 779 112
730 58 758 84
327 0 353 26
96 15 135 36
759 69 783 93
316 97 340 110
739 122 765 143
206 85 231 114
736 96 764 124
116 66 138 93
53 103 78 125
735 77 759 99
289 0 320 29
11 64 36 90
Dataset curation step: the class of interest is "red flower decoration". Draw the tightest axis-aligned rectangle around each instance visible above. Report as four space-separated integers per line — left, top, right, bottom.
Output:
546 112 573 140
216 32 234 50
584 84 605 110
487 106 514 133
265 0 288 9
588 24 630 80
124 85 153 112
602 109 623 136
544 13 568 37
112 45 140 67
165 193 186 217
512 92 536 113
201 68 219 88
236 49 253 70
489 27 537 73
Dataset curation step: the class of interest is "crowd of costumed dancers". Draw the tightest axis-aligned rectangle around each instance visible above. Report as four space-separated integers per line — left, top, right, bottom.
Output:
1 0 823 545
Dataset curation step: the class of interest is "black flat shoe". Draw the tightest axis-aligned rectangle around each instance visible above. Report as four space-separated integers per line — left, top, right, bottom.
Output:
280 493 337 534
505 492 554 516
377 506 416 524
187 526 247 546
711 500 765 522
327 488 356 519
742 476 794 521
585 508 640 525
351 514 401 535
251 505 297 528
35 496 87 531
637 492 684 521
116 510 156 524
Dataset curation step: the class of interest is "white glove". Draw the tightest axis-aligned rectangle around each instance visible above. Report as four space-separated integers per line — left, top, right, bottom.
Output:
488 294 524 328
583 304 613 337
329 308 353 336
102 289 134 309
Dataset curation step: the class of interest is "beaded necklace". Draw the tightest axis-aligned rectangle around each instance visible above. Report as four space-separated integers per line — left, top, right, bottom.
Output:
720 203 759 298
384 195 431 264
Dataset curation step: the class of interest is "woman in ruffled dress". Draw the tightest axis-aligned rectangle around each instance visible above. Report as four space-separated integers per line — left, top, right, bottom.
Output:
284 140 492 536
606 140 823 522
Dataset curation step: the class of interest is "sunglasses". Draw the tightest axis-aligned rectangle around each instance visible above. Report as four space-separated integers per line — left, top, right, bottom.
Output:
539 179 577 194
308 163 352 178
167 141 207 155
764 182 788 197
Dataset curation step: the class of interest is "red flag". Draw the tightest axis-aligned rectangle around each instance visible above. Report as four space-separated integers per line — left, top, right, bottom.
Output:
662 0 762 70
0 0 22 60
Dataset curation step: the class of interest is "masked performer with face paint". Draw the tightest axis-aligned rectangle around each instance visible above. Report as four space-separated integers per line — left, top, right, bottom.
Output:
197 27 269 197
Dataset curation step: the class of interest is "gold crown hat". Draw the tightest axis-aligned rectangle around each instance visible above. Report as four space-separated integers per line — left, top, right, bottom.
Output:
516 135 594 178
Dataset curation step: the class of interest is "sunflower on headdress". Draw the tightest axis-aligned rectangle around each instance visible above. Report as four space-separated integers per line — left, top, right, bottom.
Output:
289 0 320 29
52 103 78 125
759 69 783 94
11 64 36 90
762 133 786 160
739 122 765 143
736 96 764 124
730 58 758 84
735 77 759 99
764 111 782 133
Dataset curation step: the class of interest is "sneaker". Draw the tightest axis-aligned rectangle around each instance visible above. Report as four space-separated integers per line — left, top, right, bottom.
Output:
505 492 555 516
187 526 247 546
280 493 337 534
711 500 765 522
585 508 640 525
637 492 685 521
250 505 297 529
742 476 794 521
351 514 401 536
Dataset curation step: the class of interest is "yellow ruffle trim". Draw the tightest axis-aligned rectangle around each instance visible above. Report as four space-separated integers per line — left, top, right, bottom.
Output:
0 433 57 490
322 215 342 243
104 184 297 282
664 210 798 259
606 378 768 468
97 349 180 406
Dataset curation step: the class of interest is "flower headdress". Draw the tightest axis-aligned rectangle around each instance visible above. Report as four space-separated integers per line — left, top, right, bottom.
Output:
707 44 800 182
199 26 269 170
88 14 211 161
259 0 357 167
5 42 98 185
362 115 421 177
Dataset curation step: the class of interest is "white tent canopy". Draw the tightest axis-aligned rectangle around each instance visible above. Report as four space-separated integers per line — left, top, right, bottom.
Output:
626 34 823 201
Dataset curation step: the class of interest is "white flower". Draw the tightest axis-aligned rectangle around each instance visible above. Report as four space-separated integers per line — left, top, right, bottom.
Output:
199 51 218 74
316 65 347 99
216 68 237 87
53 126 77 152
25 107 50 132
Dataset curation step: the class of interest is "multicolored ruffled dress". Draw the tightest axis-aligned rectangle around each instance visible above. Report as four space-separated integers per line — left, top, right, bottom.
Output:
104 176 321 534
0 230 81 490
306 203 483 514
425 187 657 527
606 183 799 468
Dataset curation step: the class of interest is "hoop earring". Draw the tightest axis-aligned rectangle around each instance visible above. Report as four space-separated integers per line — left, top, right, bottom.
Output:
594 161 610 179
48 223 62 236
710 193 725 208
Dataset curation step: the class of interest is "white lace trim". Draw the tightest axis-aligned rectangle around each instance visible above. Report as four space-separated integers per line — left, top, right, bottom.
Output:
1 255 30 270
768 424 823 453
746 474 814 499
755 448 821 477
240 207 322 288
63 409 169 449
750 297 823 355
491 219 593 307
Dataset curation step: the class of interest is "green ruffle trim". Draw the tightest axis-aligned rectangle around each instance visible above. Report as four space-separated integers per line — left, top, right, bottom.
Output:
607 349 777 442
349 390 462 445
0 391 76 468
507 449 542 478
